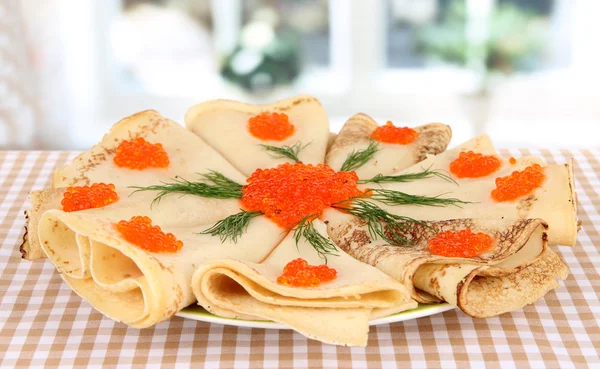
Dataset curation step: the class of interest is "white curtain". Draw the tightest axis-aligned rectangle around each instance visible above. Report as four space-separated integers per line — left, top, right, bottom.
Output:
0 0 38 149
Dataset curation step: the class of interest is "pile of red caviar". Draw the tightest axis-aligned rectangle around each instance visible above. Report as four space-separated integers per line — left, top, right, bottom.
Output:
428 229 494 258
277 258 337 287
248 112 295 141
449 151 501 178
241 163 364 229
370 121 419 145
61 183 119 212
117 216 183 253
113 137 170 170
491 164 546 202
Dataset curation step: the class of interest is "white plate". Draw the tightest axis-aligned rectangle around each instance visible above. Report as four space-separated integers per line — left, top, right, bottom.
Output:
176 303 454 329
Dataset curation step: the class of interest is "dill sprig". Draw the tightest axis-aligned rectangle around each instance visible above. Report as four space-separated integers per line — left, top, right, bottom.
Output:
340 140 380 172
357 167 457 185
201 170 245 189
333 199 427 246
292 215 339 263
368 189 470 208
199 210 262 243
260 142 309 163
130 171 243 206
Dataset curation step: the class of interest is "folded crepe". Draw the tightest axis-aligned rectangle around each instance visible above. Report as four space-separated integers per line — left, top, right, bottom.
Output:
21 110 246 260
324 209 569 317
53 110 245 188
37 209 284 327
326 114 452 178
192 220 416 346
366 135 578 246
185 94 330 175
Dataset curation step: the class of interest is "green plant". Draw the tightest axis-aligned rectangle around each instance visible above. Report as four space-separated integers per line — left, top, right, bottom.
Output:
417 1 548 75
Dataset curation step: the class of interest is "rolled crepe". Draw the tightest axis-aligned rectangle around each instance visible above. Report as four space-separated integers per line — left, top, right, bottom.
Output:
21 110 246 260
38 209 284 327
326 113 452 178
366 135 578 246
324 209 569 317
185 94 330 175
192 220 416 346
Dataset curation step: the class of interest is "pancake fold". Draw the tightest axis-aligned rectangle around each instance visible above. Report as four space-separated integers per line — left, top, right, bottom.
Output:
366 135 578 246
191 220 416 346
185 94 330 176
326 114 452 178
324 209 569 317
38 210 284 327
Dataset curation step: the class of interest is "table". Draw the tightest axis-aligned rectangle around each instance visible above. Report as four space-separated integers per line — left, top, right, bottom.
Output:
1 150 599 368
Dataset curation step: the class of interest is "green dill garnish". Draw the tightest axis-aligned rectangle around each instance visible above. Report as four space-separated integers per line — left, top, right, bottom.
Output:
340 140 380 172
201 170 245 189
199 210 262 243
260 142 310 163
357 167 457 185
332 199 427 246
130 171 243 206
292 215 339 263
368 189 470 207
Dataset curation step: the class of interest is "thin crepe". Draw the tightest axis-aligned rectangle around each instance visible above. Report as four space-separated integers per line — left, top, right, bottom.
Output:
365 135 578 246
324 209 569 317
53 110 245 187
326 114 452 178
21 110 246 260
185 94 330 175
38 209 284 327
192 220 416 346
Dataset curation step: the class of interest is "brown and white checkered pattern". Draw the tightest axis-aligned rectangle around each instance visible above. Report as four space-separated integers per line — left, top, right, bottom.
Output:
1 150 599 368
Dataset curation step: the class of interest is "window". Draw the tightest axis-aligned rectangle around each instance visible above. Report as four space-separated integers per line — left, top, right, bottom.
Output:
241 0 330 67
110 0 217 95
386 0 566 71
108 0 330 96
386 0 451 68
25 0 599 148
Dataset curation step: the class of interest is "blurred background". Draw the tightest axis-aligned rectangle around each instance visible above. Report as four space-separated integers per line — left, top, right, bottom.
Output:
2 0 599 150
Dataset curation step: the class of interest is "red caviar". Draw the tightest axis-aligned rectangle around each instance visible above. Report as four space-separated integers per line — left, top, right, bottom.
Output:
509 157 517 165
241 163 363 229
370 121 419 145
491 164 545 202
248 112 295 141
449 151 501 178
61 183 119 212
277 258 337 287
117 216 183 253
428 229 494 258
113 137 170 170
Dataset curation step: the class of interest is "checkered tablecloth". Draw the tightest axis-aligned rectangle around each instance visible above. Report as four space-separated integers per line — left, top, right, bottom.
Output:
1 150 599 368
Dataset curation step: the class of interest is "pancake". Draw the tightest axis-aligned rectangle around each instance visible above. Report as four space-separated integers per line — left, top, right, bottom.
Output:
37 209 284 327
326 114 452 178
413 247 569 317
323 209 569 317
191 219 416 346
363 135 578 246
21 110 246 260
54 110 245 187
185 94 330 175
